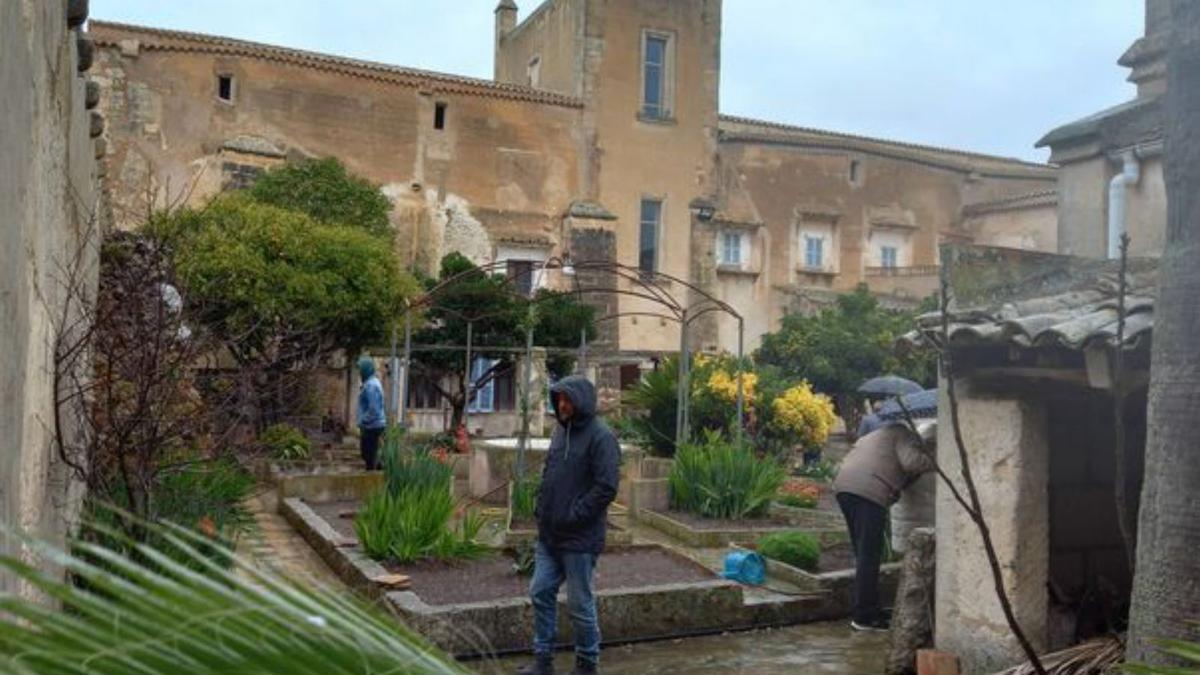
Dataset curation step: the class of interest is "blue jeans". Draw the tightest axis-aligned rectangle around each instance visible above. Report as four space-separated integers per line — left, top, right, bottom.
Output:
530 541 600 665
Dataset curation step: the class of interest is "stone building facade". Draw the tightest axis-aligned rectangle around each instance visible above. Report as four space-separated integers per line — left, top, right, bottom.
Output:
89 1 1057 417
1039 0 1169 260
1 0 102 591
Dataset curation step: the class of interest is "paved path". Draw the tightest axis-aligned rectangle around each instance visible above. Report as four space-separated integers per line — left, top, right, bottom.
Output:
238 487 346 589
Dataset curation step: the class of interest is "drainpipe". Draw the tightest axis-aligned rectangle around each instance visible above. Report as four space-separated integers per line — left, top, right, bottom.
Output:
1107 151 1141 259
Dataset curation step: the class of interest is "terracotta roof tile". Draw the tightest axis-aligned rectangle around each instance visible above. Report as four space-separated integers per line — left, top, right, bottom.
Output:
718 114 1057 178
89 21 584 109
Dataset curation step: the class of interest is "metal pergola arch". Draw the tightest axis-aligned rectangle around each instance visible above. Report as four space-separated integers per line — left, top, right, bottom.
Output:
390 255 747 472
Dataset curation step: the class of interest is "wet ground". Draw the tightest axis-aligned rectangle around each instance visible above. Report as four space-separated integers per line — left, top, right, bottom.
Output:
478 622 888 674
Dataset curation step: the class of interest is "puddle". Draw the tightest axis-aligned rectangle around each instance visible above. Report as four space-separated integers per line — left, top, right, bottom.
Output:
479 621 888 674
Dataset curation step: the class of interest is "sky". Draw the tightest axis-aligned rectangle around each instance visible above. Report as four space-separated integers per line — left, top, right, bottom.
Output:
92 1 1143 162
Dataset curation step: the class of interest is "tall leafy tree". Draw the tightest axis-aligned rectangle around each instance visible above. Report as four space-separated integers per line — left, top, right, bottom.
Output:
153 194 417 425
412 253 595 431
1128 1 1200 664
755 285 935 435
249 157 393 237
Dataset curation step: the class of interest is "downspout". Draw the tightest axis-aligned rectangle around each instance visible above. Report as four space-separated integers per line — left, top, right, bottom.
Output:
1107 151 1141 259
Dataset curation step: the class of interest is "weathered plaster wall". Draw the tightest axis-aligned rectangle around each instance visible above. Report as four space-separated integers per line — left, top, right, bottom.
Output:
91 24 583 275
1 0 99 592
935 380 1049 673
1055 155 1165 259
967 203 1059 252
586 0 723 354
496 0 583 96
714 137 1055 349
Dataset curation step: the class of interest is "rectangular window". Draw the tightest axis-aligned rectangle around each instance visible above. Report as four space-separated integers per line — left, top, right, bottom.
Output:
434 102 447 130
720 232 743 266
467 357 497 414
639 199 662 274
805 236 824 269
217 74 233 102
642 34 669 119
880 245 898 269
507 260 536 298
527 56 541 88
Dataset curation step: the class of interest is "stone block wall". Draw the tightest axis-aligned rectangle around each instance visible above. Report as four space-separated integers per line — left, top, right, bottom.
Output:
1 0 101 593
934 379 1049 673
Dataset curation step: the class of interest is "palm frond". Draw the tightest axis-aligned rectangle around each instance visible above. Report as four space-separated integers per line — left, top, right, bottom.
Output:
0 515 467 674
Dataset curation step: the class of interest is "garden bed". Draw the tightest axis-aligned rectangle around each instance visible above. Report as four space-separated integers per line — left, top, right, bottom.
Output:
277 473 863 655
384 546 713 606
636 508 845 548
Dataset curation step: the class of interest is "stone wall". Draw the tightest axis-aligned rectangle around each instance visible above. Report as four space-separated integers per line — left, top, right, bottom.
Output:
1 0 100 592
934 379 1049 673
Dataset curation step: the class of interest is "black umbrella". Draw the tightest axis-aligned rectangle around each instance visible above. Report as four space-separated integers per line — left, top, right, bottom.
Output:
857 375 923 398
876 389 938 421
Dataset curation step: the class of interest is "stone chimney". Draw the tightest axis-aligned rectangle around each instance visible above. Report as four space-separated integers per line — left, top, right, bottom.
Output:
494 0 518 80
1119 0 1171 97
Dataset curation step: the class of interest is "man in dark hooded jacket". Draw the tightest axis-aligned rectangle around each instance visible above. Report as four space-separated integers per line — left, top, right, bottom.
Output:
516 375 620 675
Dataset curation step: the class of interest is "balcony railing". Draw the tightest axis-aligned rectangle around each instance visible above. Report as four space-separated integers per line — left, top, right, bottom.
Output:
864 264 940 278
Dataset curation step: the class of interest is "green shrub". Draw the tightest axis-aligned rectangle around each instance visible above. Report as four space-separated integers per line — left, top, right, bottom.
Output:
757 531 821 572
380 429 453 498
668 431 787 519
510 472 541 521
259 423 311 460
81 456 255 571
621 357 679 457
355 426 485 564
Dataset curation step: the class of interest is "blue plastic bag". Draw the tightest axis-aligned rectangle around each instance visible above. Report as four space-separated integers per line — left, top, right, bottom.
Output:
721 550 766 585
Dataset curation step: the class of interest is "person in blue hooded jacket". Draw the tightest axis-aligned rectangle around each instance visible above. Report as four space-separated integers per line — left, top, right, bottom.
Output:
516 375 620 675
356 356 387 470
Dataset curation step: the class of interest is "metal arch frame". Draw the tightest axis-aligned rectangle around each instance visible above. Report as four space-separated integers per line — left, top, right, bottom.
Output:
392 255 747 451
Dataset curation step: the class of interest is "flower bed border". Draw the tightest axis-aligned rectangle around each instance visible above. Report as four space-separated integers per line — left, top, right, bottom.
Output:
281 494 752 656
635 508 847 548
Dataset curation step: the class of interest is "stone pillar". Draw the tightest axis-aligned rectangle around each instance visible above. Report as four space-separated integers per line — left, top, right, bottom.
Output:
887 527 937 675
934 378 1048 673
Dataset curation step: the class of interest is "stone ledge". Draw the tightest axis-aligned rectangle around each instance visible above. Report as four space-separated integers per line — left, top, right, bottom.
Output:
635 508 844 548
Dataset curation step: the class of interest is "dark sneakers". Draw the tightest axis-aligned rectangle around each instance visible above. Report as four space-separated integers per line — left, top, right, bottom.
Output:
514 655 555 675
850 616 891 632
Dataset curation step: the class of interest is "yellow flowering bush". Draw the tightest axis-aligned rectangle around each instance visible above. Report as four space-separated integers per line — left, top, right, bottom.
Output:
705 369 758 406
771 381 837 451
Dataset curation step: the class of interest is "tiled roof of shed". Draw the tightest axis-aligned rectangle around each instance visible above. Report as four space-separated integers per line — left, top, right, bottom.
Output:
899 250 1158 354
88 21 584 108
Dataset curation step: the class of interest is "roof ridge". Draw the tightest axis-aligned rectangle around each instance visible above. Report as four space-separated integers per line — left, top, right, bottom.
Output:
89 20 584 108
718 114 1054 171
964 189 1058 214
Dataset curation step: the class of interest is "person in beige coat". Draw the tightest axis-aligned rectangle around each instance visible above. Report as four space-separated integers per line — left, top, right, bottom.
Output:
832 420 936 631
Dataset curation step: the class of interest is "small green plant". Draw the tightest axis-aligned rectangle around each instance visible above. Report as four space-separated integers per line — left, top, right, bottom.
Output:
757 531 821 572
380 428 453 497
795 458 839 483
668 431 787 519
510 472 541 522
259 423 312 460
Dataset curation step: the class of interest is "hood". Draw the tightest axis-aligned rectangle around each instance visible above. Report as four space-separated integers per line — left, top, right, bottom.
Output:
357 356 376 380
550 375 597 425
